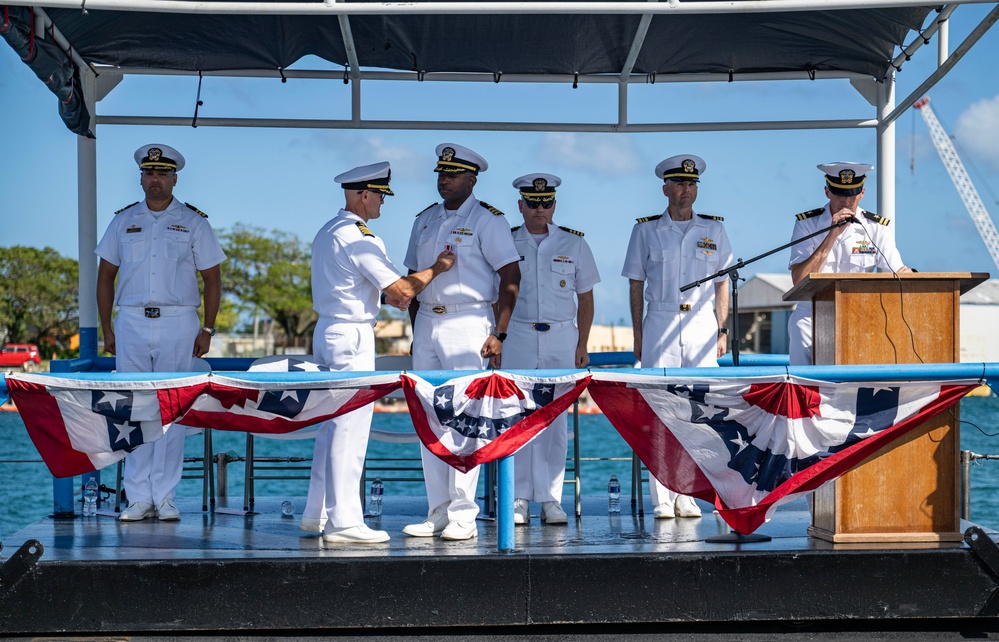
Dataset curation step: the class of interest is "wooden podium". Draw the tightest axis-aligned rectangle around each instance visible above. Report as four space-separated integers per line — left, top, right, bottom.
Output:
783 272 988 543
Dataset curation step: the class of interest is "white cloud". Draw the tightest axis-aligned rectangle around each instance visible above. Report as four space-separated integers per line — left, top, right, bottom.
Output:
954 95 999 174
536 132 642 176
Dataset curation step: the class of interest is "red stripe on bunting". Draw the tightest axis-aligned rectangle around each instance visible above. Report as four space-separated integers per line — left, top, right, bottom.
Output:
7 378 103 478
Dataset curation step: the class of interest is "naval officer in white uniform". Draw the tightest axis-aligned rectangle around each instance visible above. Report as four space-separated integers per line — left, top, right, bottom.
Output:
96 144 226 522
505 173 600 526
402 143 521 541
309 161 455 544
787 162 910 365
622 154 733 519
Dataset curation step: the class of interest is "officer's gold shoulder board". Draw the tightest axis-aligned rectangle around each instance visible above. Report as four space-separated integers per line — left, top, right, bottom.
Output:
355 221 375 238
795 208 823 221
479 201 504 216
636 214 662 224
416 203 437 217
559 225 584 237
115 201 140 215
185 202 209 218
697 214 724 222
511 225 521 232
863 210 891 226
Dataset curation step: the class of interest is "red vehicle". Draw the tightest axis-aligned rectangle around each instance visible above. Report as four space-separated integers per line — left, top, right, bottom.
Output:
0 344 42 371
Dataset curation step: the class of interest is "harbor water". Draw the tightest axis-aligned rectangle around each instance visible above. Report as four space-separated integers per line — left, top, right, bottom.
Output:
2 395 998 539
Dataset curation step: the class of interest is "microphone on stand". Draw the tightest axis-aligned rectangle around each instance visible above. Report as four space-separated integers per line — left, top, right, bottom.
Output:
836 215 859 227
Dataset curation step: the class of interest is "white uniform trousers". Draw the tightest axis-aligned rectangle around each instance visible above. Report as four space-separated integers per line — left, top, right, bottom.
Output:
309 319 376 529
504 320 577 503
787 304 812 366
413 306 493 523
642 307 718 507
115 307 200 506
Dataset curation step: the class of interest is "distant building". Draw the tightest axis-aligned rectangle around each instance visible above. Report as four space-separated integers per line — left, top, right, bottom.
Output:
736 274 999 362
375 319 412 355
959 279 999 363
732 273 793 356
586 324 633 354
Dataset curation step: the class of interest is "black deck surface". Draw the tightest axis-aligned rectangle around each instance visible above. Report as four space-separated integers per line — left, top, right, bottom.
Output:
3 495 999 637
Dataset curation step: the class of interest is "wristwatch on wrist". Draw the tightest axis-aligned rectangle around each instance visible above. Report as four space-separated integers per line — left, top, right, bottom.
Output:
201 326 216 337
491 330 507 343
717 328 729 337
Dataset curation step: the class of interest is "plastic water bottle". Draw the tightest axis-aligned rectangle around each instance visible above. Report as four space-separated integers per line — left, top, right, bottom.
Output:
369 477 384 516
83 478 98 517
280 500 295 517
607 474 621 514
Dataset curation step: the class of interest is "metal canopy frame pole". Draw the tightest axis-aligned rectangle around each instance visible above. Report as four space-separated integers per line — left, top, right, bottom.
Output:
5 0 996 16
95 115 878 133
101 67 864 84
883 1 999 126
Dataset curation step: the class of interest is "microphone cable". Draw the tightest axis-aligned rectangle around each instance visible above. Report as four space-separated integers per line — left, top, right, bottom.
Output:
849 213 924 365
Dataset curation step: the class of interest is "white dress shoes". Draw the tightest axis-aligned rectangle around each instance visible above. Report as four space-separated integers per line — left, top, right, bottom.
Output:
119 501 156 521
322 524 390 544
156 498 181 521
441 520 478 540
541 501 568 524
674 494 702 518
653 501 676 519
299 516 327 533
402 511 449 537
514 498 530 525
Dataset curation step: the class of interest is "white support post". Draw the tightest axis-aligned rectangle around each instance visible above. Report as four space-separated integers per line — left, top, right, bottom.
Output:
876 71 896 221
617 82 627 129
938 15 950 65
78 72 100 362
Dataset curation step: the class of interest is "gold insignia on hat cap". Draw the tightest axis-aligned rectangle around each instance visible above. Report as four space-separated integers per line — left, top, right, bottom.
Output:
818 162 872 196
135 143 185 171
512 173 561 202
656 154 706 183
434 143 487 174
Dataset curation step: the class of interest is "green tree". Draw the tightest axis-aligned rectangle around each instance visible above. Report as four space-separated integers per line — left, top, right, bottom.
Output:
0 246 79 346
218 224 316 347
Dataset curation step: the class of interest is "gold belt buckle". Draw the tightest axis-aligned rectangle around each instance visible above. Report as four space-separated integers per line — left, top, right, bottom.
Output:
432 305 447 314
679 304 691 312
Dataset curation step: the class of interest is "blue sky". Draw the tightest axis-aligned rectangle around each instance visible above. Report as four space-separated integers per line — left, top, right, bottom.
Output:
2 5 999 325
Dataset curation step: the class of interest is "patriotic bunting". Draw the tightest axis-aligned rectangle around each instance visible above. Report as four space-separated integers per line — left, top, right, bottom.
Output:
587 372 978 534
401 371 591 472
5 368 977 535
6 371 399 478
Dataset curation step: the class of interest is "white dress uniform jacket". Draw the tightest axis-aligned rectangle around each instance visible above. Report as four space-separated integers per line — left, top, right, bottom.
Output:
95 197 226 507
510 224 600 325
308 209 404 530
404 197 521 306
621 211 733 368
506 223 600 504
404 196 521 524
312 210 404 321
786 205 905 365
96 198 226 308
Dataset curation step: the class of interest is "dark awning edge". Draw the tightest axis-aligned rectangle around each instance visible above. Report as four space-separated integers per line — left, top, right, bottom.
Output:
1 5 94 137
